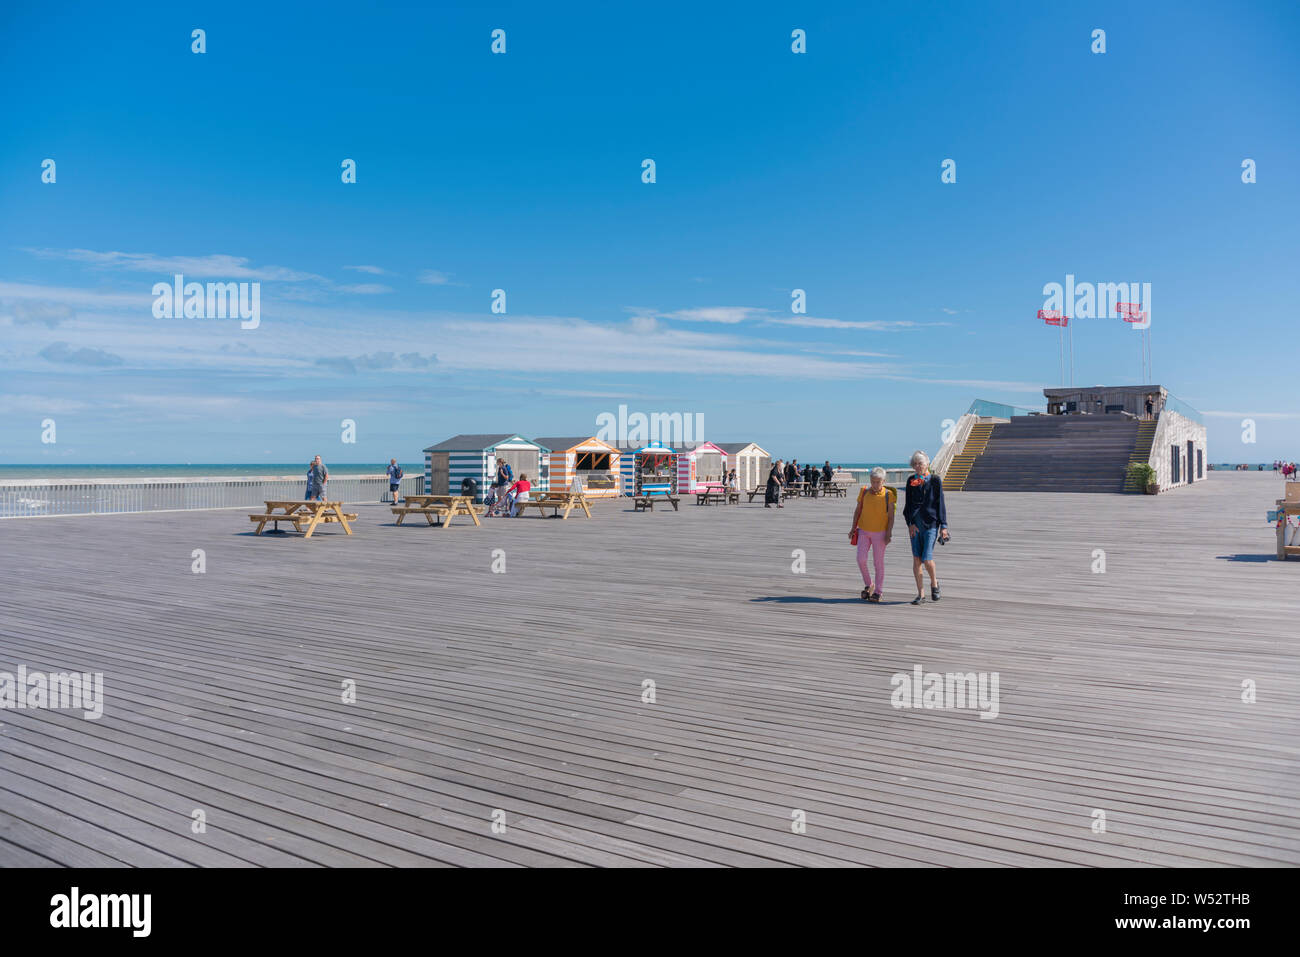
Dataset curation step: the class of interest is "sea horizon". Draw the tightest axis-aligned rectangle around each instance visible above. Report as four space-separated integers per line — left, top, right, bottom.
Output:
0 461 914 481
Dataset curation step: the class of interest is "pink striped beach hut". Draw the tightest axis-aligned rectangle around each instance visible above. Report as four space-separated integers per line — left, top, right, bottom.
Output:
677 441 728 494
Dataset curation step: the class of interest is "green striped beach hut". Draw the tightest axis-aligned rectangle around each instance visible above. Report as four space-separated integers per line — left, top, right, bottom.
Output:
423 434 550 502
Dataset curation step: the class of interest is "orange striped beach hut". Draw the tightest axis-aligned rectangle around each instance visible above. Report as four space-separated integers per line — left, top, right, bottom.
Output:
534 436 622 497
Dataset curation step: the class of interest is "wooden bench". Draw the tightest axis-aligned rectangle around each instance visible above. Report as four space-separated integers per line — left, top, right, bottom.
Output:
392 494 483 528
634 493 680 512
825 482 850 498
249 501 357 538
747 484 793 503
512 491 593 519
694 488 738 505
1275 495 1300 560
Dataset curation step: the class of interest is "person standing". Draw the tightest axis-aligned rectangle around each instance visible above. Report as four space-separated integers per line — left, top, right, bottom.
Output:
386 458 404 504
308 455 329 501
902 450 948 604
489 456 513 513
849 467 895 602
765 459 784 508
304 459 316 501
822 460 833 485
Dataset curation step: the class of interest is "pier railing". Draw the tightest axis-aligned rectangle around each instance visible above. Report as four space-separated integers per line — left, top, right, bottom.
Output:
967 398 1039 419
0 474 426 519
1162 392 1203 425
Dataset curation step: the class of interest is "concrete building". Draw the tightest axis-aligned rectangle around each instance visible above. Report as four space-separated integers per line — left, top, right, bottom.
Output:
935 385 1207 493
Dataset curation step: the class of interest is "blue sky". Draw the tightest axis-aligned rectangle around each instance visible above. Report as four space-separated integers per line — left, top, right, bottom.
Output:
1 0 1297 464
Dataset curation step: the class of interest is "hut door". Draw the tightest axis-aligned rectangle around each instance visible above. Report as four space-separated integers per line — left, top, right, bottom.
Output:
697 451 722 485
430 454 450 495
495 449 537 483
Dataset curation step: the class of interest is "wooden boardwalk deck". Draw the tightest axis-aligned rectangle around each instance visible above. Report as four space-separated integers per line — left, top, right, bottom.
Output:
1 472 1296 867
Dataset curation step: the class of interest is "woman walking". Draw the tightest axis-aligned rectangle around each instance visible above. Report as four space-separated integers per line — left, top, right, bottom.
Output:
848 467 895 602
765 459 784 508
902 450 948 604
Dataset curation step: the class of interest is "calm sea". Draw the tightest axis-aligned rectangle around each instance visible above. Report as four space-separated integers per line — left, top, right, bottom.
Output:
0 464 405 481
0 461 909 481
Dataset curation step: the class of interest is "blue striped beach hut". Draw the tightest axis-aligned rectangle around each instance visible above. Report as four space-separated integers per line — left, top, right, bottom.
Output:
617 442 678 496
423 434 550 502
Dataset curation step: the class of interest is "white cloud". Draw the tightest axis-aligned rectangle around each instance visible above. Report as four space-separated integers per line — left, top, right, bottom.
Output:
26 248 324 282
766 316 925 330
801 346 899 358
343 265 391 275
418 270 454 285
1203 410 1300 419
663 306 769 324
337 283 393 295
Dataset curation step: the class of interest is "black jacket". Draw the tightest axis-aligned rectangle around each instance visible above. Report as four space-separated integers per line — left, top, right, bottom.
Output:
903 472 947 528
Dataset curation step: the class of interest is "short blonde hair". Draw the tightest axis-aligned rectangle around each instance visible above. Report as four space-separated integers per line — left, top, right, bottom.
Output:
870 467 886 480
910 450 929 470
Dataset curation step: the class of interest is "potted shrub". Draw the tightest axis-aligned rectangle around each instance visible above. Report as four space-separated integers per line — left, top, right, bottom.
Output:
1127 462 1158 494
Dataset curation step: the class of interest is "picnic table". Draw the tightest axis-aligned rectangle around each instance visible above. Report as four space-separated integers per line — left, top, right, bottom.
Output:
695 487 738 505
633 491 680 512
391 494 483 528
512 491 593 519
249 500 357 538
747 483 794 502
825 482 850 498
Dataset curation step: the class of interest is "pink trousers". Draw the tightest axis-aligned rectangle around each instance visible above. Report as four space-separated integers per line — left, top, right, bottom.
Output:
856 531 887 591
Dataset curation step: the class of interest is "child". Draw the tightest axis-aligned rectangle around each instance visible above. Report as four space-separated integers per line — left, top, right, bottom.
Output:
848 467 895 602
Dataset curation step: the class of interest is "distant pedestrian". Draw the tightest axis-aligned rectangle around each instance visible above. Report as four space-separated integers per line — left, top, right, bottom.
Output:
308 456 329 501
766 459 784 508
903 450 948 605
304 460 315 501
822 460 833 484
386 458 404 503
1145 393 1155 419
849 467 895 603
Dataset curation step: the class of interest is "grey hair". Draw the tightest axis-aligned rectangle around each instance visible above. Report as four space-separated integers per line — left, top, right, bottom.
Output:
870 467 886 480
910 450 929 469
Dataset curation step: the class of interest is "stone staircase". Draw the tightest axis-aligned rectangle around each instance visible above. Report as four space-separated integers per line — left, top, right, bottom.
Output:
943 422 993 491
1121 419 1159 492
958 416 1143 493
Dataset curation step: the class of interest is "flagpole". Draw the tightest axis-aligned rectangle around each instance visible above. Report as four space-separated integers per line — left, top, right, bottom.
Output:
1068 320 1075 386
1059 323 1064 385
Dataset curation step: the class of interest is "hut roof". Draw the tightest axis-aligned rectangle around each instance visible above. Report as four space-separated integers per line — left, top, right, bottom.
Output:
714 442 768 454
423 433 537 453
533 436 615 452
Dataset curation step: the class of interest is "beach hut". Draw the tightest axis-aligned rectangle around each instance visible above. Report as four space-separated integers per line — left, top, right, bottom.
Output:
677 440 729 494
422 434 549 502
534 436 622 497
716 442 770 492
619 442 678 496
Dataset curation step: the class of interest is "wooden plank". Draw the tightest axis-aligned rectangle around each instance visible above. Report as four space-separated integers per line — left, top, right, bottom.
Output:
0 472 1296 866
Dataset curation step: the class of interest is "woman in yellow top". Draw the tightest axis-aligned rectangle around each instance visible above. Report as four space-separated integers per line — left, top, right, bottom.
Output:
848 467 896 602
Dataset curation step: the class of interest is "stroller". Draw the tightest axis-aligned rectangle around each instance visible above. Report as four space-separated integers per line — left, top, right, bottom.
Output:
482 482 513 517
